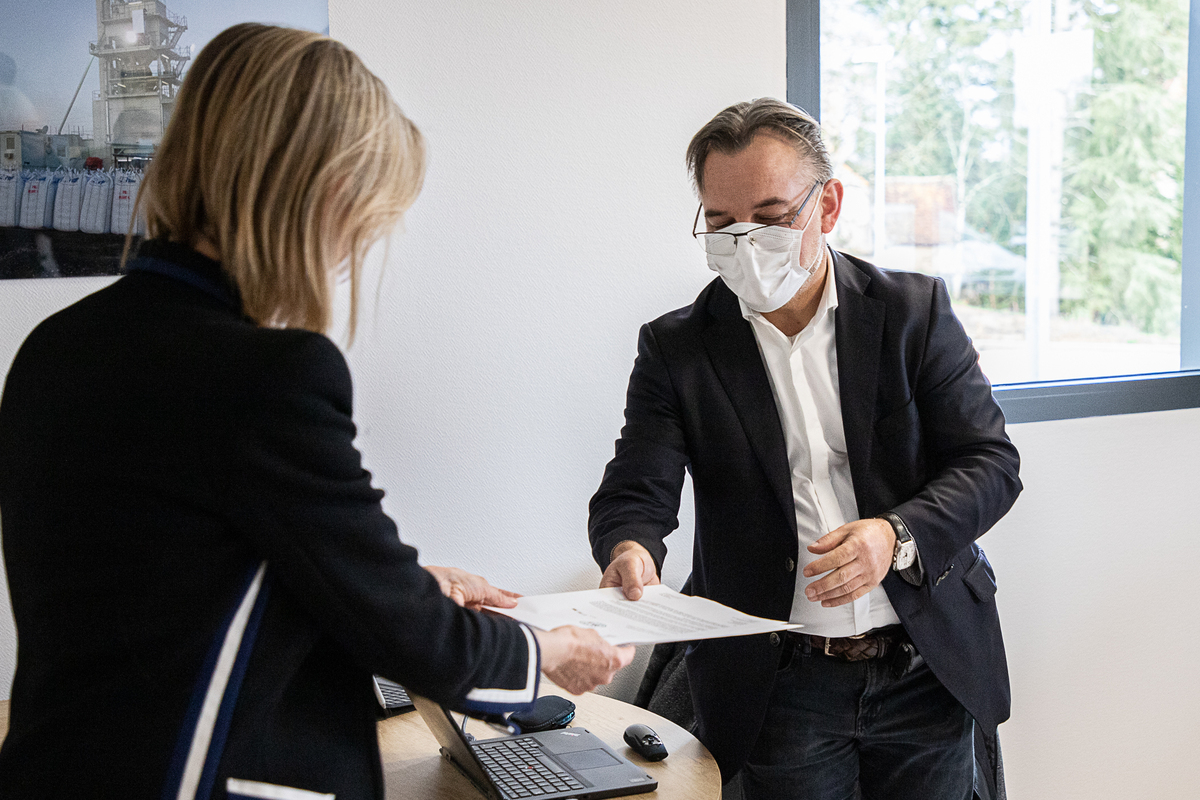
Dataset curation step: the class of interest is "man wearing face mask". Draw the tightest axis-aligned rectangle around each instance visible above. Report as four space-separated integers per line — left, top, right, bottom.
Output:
588 98 1021 800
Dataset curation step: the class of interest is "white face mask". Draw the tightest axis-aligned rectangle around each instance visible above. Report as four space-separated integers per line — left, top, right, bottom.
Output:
705 198 824 313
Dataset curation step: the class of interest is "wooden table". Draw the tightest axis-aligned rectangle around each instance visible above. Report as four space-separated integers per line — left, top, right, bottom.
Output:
0 685 720 799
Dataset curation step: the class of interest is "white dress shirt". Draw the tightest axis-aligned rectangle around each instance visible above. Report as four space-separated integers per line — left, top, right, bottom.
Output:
740 247 901 637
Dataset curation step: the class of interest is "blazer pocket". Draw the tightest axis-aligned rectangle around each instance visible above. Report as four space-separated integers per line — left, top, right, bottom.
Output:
875 396 917 440
963 549 997 604
226 778 335 800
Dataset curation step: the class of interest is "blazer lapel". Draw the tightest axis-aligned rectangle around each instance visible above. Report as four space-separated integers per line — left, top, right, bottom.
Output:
700 284 796 535
832 251 885 505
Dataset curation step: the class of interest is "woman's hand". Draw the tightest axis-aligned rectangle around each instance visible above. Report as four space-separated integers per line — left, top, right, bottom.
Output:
534 626 635 695
423 565 521 611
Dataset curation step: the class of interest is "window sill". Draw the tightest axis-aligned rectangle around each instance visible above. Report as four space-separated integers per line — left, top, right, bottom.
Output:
994 370 1200 423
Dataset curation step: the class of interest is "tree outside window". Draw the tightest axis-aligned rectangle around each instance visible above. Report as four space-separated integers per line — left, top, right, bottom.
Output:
822 0 1187 385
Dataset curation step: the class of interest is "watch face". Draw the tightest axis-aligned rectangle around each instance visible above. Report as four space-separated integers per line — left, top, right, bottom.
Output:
894 541 917 571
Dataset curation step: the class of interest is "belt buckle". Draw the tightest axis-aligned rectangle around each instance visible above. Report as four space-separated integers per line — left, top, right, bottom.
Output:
824 632 866 657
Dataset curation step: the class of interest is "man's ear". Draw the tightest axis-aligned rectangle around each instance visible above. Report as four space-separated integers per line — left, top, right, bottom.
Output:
820 179 845 234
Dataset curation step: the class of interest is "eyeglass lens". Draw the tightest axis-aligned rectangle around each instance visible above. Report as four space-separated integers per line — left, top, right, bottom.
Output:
693 182 822 255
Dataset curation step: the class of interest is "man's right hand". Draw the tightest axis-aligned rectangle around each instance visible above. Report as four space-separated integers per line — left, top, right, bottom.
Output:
534 627 635 695
598 540 660 600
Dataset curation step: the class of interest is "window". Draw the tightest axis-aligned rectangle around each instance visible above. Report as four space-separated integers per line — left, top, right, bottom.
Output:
789 0 1200 419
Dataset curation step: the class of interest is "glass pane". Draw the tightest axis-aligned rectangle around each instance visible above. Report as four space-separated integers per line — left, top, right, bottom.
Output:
821 0 1187 385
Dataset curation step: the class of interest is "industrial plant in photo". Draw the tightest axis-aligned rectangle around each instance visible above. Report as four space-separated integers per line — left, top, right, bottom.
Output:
0 1 327 280
6 0 189 171
0 1 192 278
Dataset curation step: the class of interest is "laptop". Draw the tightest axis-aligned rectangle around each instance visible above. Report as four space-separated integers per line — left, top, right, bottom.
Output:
410 693 658 800
372 675 415 718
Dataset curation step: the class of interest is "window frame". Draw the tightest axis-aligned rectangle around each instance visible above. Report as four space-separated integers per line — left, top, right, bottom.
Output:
788 0 1200 422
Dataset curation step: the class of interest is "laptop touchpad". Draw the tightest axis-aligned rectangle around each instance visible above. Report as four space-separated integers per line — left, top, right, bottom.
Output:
557 749 621 771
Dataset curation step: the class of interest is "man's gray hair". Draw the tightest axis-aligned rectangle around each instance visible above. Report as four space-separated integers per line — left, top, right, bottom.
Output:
686 98 833 193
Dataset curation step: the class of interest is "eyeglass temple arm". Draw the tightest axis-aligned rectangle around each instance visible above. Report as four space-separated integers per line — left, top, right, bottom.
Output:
787 181 824 228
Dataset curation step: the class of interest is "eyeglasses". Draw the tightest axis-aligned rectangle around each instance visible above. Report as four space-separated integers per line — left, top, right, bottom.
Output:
692 181 824 256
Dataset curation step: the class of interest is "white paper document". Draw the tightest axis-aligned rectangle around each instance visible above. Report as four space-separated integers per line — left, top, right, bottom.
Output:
487 584 801 646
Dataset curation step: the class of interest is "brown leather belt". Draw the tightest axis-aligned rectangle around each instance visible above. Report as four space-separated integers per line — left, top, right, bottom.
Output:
793 626 909 662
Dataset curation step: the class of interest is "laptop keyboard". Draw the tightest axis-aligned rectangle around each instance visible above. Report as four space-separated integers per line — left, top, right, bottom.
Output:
472 737 586 798
374 678 412 709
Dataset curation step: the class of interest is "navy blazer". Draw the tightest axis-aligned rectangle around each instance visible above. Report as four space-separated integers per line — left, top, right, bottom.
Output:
590 250 1022 779
0 241 538 799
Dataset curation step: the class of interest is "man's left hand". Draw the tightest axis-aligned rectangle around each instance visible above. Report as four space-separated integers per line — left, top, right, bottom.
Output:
423 565 521 610
802 519 896 607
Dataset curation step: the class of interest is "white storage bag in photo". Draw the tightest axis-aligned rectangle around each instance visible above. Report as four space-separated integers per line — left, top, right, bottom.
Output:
80 171 114 234
110 170 145 237
0 170 24 227
53 171 85 232
19 171 61 229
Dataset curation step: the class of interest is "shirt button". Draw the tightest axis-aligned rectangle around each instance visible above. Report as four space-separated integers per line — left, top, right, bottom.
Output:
785 558 795 572
769 632 781 647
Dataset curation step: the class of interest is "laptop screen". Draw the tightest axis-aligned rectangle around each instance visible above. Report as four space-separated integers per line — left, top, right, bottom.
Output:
410 693 502 798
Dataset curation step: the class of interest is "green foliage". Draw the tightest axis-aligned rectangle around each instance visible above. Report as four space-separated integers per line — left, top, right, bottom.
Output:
828 0 1187 335
1058 0 1186 334
843 0 1029 251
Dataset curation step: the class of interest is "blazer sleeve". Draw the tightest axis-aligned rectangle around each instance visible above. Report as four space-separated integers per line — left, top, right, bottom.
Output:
589 322 691 574
889 278 1023 578
226 331 537 714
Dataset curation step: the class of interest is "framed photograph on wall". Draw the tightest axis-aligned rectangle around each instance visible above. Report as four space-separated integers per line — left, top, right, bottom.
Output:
0 0 329 280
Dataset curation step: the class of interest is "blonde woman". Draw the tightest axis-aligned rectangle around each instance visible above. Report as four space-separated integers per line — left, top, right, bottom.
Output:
0 23 631 799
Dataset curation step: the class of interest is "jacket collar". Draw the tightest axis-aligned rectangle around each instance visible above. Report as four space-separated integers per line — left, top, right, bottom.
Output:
700 277 795 534
125 239 242 313
831 250 885 510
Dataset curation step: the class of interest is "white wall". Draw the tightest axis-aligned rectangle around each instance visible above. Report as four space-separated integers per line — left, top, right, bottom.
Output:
326 0 786 700
987 407 1200 799
0 2 1197 797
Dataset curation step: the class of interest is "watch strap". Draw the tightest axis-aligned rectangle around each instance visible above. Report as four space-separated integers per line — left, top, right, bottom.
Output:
875 512 924 586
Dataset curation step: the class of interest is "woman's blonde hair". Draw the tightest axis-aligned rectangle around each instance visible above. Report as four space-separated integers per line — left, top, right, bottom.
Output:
128 22 425 337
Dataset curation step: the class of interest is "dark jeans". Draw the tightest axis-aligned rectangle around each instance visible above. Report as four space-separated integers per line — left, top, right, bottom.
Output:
741 637 974 800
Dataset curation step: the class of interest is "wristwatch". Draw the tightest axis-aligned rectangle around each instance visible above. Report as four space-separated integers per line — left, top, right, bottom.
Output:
876 512 923 586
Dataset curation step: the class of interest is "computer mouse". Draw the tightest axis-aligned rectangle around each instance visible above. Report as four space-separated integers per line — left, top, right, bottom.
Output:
623 723 668 761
